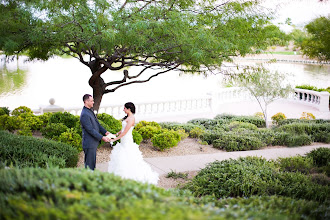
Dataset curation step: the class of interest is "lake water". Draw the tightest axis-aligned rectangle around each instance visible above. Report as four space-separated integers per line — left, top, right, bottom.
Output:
0 55 329 110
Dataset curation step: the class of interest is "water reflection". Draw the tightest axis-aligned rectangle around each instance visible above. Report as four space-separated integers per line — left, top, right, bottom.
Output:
0 66 27 95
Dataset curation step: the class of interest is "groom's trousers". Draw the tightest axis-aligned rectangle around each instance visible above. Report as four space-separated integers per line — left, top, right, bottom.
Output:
84 148 97 170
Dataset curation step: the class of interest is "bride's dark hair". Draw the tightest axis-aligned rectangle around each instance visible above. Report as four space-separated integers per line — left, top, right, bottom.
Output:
122 102 136 120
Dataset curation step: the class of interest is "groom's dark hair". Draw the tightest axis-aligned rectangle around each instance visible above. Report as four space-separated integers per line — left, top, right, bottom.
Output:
83 94 92 102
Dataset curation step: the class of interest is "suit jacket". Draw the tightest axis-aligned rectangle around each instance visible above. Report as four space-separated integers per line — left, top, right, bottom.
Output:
80 106 107 149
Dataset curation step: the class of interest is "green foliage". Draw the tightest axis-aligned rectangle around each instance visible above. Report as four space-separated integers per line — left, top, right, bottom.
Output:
97 113 122 133
137 125 161 140
37 112 53 127
213 134 264 151
49 112 79 128
229 64 293 127
135 121 161 131
166 170 188 180
132 130 143 145
0 107 10 116
2 115 23 131
296 84 330 93
277 118 330 126
306 147 330 167
300 112 316 120
301 16 330 61
271 112 287 125
228 121 258 131
275 156 314 174
189 127 205 138
11 106 33 116
41 123 69 140
1 168 326 220
16 125 32 136
0 130 78 168
58 128 82 151
184 157 329 202
214 114 266 128
20 113 43 131
151 130 181 151
159 122 204 133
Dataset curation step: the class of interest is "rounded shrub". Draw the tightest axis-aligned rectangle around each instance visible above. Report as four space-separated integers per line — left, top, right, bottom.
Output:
48 112 79 128
275 155 313 174
16 125 33 136
300 112 316 120
184 157 329 202
0 107 10 116
134 120 161 131
3 115 23 131
41 123 69 139
20 113 43 131
38 112 53 127
189 127 205 138
151 130 181 151
213 134 264 151
11 106 33 116
306 147 330 167
132 130 143 145
271 112 287 125
285 134 312 147
228 121 258 131
137 125 161 140
97 113 122 133
58 128 83 151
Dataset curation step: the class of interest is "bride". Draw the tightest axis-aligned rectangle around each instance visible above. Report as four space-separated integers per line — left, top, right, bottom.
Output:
108 102 159 185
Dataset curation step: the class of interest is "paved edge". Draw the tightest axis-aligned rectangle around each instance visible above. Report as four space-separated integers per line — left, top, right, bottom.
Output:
96 144 330 175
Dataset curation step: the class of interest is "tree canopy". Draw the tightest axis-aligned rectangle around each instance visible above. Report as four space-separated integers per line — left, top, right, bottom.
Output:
0 0 281 110
301 16 330 61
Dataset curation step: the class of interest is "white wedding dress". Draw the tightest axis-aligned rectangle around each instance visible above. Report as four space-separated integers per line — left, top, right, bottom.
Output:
108 120 159 185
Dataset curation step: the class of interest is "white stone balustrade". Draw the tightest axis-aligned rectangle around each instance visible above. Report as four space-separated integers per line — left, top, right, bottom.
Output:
34 87 329 117
292 88 329 112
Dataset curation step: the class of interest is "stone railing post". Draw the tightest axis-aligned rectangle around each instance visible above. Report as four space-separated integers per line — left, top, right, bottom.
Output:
319 91 330 112
39 98 64 114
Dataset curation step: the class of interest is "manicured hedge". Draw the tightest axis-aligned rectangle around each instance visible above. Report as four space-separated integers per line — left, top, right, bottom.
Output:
184 157 330 202
0 168 327 220
0 130 79 168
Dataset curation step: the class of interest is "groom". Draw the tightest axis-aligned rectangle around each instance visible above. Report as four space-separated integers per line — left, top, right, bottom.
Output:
80 94 111 170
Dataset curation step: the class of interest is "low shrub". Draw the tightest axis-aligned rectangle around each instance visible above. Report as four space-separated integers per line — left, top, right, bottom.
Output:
271 112 287 125
200 130 223 145
0 130 78 168
189 127 205 138
253 112 264 119
58 128 82 151
0 107 10 116
187 118 217 129
20 113 43 131
275 156 314 174
16 125 33 136
11 106 33 116
38 112 53 127
285 134 312 147
137 125 161 140
132 130 143 145
300 112 316 120
306 147 330 167
134 120 161 131
97 113 122 133
151 130 181 151
41 123 69 139
184 157 329 202
213 134 264 151
0 115 23 131
228 121 258 131
159 122 203 133
277 119 330 126
49 112 79 128
1 168 326 219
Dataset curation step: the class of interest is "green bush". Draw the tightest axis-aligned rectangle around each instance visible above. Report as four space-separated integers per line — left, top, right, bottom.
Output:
16 125 33 136
151 130 181 151
275 156 314 174
285 134 312 147
228 121 258 131
0 107 10 116
159 122 203 133
2 115 23 131
0 114 9 130
58 128 82 151
11 106 33 116
189 127 205 138
97 113 122 133
19 113 43 131
0 130 78 168
200 130 223 145
134 120 161 131
213 134 264 151
215 115 266 128
38 112 53 127
306 147 330 167
184 157 329 202
277 119 330 126
187 118 218 129
137 125 161 140
132 130 143 145
271 112 287 125
41 123 69 139
49 112 79 128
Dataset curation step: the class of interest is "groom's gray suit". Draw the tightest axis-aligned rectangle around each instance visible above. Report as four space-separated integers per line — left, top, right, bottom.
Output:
80 106 107 170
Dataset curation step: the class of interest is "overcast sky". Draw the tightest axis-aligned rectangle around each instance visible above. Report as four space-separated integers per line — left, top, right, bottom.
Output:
263 0 330 32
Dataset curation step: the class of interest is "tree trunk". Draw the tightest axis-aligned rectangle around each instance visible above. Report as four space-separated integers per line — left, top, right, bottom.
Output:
89 61 107 112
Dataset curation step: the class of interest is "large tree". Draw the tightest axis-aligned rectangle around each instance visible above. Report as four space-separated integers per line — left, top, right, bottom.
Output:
0 0 280 111
301 16 330 61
